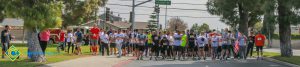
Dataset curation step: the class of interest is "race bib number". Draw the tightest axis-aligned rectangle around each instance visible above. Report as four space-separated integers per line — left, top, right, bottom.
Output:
258 37 262 40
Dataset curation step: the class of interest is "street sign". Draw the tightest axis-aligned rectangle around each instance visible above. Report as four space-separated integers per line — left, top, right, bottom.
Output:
155 0 171 5
5 45 20 61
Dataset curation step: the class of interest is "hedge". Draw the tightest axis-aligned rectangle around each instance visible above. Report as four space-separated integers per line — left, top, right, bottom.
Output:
272 34 300 40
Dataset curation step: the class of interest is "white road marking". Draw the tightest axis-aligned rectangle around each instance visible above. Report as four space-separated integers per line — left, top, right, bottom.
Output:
205 65 209 67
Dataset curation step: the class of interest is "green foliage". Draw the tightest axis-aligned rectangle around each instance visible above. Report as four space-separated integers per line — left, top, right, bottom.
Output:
147 12 158 31
3 0 63 30
207 0 265 35
253 22 263 32
191 23 210 32
273 34 300 40
61 0 107 27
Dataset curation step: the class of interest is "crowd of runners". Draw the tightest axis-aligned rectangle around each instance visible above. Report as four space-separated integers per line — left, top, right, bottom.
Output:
54 23 266 61
1 24 267 61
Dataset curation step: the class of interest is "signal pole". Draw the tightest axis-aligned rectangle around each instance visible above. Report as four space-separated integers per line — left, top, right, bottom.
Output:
131 0 152 31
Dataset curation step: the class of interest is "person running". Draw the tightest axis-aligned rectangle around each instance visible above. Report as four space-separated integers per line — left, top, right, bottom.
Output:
150 31 160 60
188 30 197 60
1 25 13 59
220 28 231 60
255 31 266 60
145 31 152 57
204 31 211 57
211 33 220 60
115 30 124 58
74 28 84 55
66 30 74 54
122 30 129 56
237 32 247 60
130 30 138 56
57 29 65 53
173 31 182 60
109 30 117 55
246 31 255 58
160 31 169 60
196 31 207 60
100 31 110 56
137 32 147 60
90 24 100 55
167 32 174 59
179 31 188 60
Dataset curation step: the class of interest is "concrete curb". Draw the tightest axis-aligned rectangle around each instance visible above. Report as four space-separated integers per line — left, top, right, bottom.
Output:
264 57 300 67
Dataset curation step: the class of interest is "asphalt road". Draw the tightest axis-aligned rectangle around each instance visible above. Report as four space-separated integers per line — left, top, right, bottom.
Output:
124 57 290 67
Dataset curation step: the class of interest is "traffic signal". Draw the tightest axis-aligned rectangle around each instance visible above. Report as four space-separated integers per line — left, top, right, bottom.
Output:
106 8 110 21
154 5 160 13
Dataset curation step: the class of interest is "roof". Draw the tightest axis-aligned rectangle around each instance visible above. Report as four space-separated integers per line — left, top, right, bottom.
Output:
106 21 131 29
134 22 149 29
1 18 24 26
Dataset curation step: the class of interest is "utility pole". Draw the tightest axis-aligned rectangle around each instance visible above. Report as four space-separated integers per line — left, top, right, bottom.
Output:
131 0 152 31
156 4 160 32
165 5 168 29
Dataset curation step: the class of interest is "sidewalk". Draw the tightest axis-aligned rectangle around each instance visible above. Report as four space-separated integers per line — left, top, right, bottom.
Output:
40 56 135 67
264 48 300 56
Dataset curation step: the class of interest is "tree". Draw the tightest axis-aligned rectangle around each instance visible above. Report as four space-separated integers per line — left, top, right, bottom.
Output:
254 22 263 32
0 0 5 22
3 0 63 62
190 23 199 31
277 0 300 57
147 12 158 31
167 17 187 32
207 0 264 36
198 23 210 32
61 0 107 27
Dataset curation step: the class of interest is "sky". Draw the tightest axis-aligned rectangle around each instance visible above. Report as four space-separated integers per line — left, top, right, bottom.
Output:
98 0 229 30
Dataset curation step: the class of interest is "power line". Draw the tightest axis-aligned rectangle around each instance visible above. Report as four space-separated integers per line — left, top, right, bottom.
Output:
118 0 206 5
100 11 219 18
107 3 207 11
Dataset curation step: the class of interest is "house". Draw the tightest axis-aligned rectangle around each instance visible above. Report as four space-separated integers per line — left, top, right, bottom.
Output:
99 13 122 22
0 18 25 41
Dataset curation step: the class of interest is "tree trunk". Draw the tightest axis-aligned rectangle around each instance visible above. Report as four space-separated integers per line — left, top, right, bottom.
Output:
27 29 46 62
238 3 249 36
277 0 293 57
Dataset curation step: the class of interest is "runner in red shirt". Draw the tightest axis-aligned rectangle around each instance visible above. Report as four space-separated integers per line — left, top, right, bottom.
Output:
255 32 266 60
58 30 65 52
90 24 100 55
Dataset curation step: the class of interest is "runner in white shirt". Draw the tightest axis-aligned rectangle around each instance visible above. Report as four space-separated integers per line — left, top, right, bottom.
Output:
196 31 207 60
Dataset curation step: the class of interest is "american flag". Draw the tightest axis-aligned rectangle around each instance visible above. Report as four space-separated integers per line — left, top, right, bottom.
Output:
234 32 242 54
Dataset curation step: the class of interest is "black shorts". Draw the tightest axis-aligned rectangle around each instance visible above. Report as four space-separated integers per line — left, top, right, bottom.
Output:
161 45 168 51
198 47 204 50
222 45 229 49
110 43 116 48
188 42 195 49
256 46 263 51
174 46 180 51
137 45 145 51
204 44 209 51
217 46 222 52
151 45 159 52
